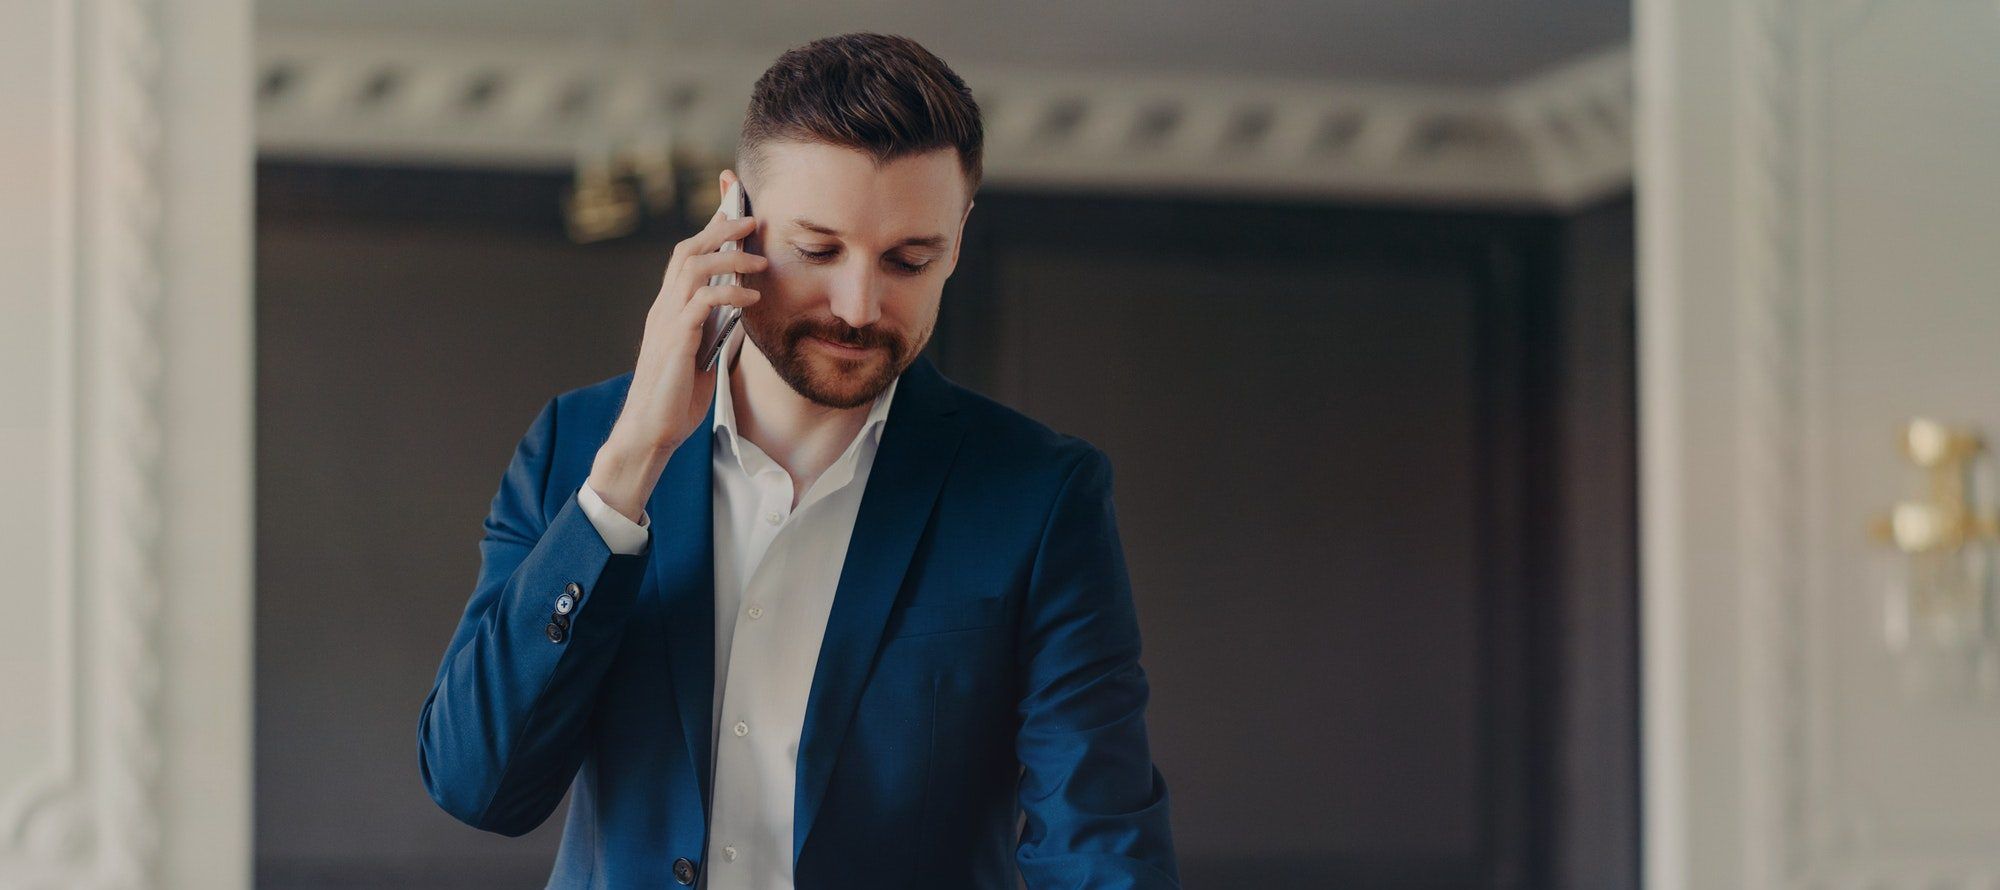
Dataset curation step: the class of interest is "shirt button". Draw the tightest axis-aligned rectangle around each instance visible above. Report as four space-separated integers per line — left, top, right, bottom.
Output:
723 846 738 862
746 606 763 620
733 720 749 737
764 510 782 525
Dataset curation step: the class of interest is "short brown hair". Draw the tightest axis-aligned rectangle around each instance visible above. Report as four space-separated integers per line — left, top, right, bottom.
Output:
737 33 983 201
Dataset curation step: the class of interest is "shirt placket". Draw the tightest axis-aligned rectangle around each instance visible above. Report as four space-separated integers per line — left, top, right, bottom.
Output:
711 452 797 888
702 408 888 890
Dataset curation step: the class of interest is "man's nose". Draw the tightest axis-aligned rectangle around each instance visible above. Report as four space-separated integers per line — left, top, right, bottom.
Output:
827 263 883 330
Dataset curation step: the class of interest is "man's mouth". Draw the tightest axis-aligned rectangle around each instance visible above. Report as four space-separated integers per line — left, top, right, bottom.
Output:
807 335 877 356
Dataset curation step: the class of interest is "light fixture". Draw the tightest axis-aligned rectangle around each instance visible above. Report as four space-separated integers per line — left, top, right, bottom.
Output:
557 1 730 243
1869 418 2000 700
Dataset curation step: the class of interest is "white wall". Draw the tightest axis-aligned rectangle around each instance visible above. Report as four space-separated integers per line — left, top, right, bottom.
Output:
0 0 253 887
1639 0 2000 887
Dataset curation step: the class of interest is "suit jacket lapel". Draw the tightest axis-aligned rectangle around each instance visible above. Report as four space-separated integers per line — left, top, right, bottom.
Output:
792 356 965 860
648 387 719 812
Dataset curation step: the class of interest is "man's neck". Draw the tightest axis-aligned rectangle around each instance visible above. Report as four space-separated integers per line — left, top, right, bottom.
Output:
729 336 874 502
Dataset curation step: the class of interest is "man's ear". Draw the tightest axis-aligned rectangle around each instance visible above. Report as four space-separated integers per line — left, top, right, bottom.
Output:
949 199 975 268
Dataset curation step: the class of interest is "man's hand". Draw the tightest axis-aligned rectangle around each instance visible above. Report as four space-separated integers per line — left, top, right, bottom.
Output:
588 205 767 522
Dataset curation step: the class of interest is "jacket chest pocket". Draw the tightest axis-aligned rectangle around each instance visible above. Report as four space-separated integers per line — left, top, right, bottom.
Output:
885 596 1006 640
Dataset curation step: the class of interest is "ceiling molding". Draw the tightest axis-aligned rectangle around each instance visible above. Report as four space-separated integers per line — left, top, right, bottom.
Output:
256 30 1631 210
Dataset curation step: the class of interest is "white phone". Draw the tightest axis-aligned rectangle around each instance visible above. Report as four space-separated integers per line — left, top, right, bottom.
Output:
697 180 753 372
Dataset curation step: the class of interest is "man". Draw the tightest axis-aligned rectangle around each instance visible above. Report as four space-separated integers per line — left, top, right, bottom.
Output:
418 32 1177 889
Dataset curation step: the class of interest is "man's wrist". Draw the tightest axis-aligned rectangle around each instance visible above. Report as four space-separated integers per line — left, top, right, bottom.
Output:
587 433 675 523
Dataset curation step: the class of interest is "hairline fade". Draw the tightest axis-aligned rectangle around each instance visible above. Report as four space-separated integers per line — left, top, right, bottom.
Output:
736 32 983 206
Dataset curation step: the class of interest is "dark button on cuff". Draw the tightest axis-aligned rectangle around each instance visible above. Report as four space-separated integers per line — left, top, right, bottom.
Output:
672 857 696 885
565 581 583 598
544 622 566 643
549 613 570 631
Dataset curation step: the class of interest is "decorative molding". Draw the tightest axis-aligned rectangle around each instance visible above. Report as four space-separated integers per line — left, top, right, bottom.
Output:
1497 46 1635 208
0 0 170 885
92 0 169 880
0 0 85 878
1736 0 2000 887
254 29 1632 211
1732 1 1811 888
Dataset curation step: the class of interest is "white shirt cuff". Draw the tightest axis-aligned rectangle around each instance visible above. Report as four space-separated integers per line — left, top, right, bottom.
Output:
578 482 651 555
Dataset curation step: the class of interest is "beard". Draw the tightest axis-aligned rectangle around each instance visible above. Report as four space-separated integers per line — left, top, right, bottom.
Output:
740 308 928 409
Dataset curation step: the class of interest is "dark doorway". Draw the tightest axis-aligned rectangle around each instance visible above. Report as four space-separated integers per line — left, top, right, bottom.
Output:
253 161 1636 889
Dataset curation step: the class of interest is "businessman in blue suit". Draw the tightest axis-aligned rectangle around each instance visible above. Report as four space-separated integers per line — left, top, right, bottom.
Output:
417 34 1177 889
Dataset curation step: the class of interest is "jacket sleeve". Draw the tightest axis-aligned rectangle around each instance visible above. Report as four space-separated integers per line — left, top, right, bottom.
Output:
1014 445 1180 888
417 395 652 836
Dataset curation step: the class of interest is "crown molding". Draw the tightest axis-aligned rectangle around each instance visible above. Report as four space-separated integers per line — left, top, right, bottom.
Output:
256 29 1631 211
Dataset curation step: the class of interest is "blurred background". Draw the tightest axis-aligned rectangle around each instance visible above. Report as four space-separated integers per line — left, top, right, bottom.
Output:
250 3 1637 888
8 1 1999 889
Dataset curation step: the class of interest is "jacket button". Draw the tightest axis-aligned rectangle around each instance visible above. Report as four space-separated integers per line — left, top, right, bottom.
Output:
672 857 696 885
544 622 566 643
566 581 583 598
555 593 575 615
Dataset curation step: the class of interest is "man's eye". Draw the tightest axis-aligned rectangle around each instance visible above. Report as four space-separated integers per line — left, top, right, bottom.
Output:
792 246 931 275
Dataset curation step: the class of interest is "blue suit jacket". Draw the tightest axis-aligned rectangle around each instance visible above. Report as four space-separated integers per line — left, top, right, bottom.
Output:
418 356 1178 888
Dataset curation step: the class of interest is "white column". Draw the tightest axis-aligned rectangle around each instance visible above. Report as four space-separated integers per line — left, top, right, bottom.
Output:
0 0 252 888
1639 0 2000 887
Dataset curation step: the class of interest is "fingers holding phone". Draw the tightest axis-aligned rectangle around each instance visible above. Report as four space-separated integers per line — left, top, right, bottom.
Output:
637 191 764 442
698 180 754 372
589 179 765 519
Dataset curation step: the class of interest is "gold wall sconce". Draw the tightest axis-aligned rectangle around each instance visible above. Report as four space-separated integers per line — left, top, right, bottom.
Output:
562 142 726 245
1869 418 2000 699
561 154 642 244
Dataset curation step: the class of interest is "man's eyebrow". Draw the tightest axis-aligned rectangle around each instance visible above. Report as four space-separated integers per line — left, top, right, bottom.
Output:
788 217 948 250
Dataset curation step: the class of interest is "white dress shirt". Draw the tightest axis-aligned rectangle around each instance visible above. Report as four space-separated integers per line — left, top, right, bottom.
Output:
577 329 897 889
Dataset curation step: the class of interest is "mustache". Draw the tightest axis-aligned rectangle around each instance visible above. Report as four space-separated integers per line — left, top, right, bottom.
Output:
786 318 900 353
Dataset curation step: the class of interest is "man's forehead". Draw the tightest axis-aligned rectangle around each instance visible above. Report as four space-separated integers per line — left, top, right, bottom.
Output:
752 142 967 241
787 216 949 250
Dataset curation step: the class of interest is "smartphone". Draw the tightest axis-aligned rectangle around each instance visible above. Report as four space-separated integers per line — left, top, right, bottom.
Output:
697 180 753 372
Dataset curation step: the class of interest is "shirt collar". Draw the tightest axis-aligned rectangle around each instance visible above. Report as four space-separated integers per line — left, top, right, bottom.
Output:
712 328 900 466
